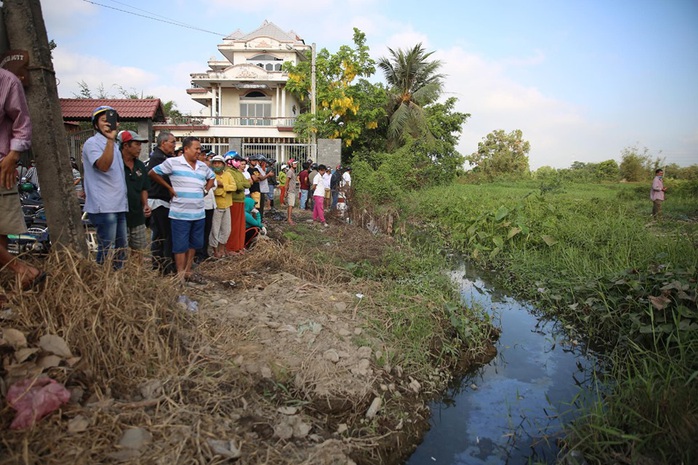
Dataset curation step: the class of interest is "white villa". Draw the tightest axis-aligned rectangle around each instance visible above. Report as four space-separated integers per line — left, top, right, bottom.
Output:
155 21 325 163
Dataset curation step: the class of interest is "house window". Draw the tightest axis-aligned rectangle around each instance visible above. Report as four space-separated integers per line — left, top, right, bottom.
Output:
240 91 271 126
246 54 283 72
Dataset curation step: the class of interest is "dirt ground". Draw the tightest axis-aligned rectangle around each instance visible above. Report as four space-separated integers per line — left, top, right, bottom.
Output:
0 206 490 464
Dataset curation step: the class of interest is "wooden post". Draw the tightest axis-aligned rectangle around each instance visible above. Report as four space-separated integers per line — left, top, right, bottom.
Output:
2 0 87 255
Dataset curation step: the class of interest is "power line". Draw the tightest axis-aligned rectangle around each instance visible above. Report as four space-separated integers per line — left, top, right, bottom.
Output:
81 0 227 37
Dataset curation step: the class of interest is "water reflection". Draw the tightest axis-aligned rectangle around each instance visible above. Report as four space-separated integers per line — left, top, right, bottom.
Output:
406 264 598 465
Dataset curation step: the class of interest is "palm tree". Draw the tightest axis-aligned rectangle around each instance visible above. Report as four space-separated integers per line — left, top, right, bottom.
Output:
378 43 444 147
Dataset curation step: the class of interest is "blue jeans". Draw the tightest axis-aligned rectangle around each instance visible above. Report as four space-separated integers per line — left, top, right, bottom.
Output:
88 212 127 268
331 189 339 210
300 189 309 210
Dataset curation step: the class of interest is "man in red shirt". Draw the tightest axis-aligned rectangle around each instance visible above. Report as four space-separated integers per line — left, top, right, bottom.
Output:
298 161 310 210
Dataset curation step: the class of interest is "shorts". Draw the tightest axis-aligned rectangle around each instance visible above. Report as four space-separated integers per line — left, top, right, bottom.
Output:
128 223 148 250
0 185 27 236
171 218 205 254
286 193 296 207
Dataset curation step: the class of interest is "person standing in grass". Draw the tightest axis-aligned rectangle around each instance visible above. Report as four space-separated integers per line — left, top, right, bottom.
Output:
650 168 667 219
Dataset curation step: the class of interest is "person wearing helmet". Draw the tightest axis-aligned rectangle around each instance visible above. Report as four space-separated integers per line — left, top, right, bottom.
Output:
82 105 129 268
224 154 251 254
209 155 236 258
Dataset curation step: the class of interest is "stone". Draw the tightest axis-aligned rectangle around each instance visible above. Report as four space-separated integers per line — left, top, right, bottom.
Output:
365 397 382 419
323 349 340 363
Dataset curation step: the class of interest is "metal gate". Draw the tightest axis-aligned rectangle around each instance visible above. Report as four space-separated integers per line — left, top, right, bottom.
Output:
242 143 316 167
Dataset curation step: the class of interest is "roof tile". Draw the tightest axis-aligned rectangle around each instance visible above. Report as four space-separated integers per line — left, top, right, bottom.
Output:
60 98 166 122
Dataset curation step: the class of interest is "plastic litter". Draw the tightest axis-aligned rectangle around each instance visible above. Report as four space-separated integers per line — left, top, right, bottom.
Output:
7 377 71 429
177 295 199 312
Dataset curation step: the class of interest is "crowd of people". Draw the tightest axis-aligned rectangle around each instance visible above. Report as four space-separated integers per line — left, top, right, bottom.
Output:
79 106 352 283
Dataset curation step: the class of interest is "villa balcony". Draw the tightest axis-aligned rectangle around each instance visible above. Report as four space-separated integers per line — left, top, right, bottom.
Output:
153 115 298 137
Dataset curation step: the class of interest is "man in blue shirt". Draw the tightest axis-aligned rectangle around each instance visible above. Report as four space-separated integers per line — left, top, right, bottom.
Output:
82 106 128 268
149 136 214 283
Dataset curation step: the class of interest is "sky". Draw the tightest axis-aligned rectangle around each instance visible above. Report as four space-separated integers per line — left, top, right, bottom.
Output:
38 0 698 169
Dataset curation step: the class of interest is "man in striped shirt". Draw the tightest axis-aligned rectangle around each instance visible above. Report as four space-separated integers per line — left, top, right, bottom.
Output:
149 137 214 283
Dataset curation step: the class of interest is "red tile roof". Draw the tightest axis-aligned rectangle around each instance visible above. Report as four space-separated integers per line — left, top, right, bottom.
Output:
60 98 167 122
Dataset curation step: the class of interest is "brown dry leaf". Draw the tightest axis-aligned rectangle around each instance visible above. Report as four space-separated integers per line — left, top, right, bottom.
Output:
649 295 671 310
2 328 27 348
39 334 73 358
14 347 39 363
38 354 63 369
65 357 81 367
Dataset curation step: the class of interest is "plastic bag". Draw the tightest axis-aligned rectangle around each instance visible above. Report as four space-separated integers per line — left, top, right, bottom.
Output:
7 377 71 429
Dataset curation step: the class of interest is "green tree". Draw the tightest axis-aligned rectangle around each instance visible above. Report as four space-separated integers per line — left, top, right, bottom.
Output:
284 28 378 147
466 129 530 179
378 43 444 148
619 145 654 181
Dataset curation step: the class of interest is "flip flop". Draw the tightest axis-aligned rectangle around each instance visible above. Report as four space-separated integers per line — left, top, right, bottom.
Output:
22 271 47 291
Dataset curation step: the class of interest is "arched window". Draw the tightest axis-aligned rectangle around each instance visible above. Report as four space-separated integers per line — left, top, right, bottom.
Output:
240 91 271 126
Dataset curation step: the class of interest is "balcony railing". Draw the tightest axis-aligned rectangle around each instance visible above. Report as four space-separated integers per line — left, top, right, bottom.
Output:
162 115 297 128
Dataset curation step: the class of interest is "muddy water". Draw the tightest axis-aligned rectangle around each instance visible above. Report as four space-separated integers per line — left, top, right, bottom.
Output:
406 263 598 465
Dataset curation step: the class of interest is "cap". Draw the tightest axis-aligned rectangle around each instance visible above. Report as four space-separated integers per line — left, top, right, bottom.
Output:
211 155 225 163
118 130 148 144
289 158 298 165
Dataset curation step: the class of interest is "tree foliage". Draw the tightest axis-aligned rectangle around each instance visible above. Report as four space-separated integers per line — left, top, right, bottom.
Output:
378 43 444 148
619 144 659 182
466 129 530 179
284 28 380 147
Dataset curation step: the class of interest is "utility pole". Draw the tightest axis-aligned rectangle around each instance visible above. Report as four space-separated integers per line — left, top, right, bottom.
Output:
310 42 317 157
2 0 87 255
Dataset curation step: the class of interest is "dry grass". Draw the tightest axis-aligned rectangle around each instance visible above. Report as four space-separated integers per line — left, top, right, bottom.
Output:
0 248 291 464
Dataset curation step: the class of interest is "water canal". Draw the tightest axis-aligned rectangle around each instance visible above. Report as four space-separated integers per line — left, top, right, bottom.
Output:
406 263 599 465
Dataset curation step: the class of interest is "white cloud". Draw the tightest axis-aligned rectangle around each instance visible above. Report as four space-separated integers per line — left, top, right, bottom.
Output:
436 46 598 169
53 48 156 98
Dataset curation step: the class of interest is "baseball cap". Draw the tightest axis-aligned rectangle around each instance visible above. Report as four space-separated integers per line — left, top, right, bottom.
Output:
118 130 148 144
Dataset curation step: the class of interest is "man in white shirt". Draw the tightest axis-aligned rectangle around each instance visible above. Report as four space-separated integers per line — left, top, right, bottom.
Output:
311 164 328 226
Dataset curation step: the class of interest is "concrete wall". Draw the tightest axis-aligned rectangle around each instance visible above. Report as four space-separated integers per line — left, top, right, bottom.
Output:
317 138 341 169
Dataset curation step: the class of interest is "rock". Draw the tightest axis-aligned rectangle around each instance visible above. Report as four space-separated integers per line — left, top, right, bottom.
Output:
357 346 372 359
323 349 340 363
292 419 312 438
338 328 352 337
408 377 421 393
118 427 152 450
139 380 163 400
274 421 294 440
68 415 90 433
277 406 298 415
336 423 348 434
365 397 382 419
334 302 347 312
353 327 362 335
260 365 273 378
207 439 241 459
351 359 371 376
